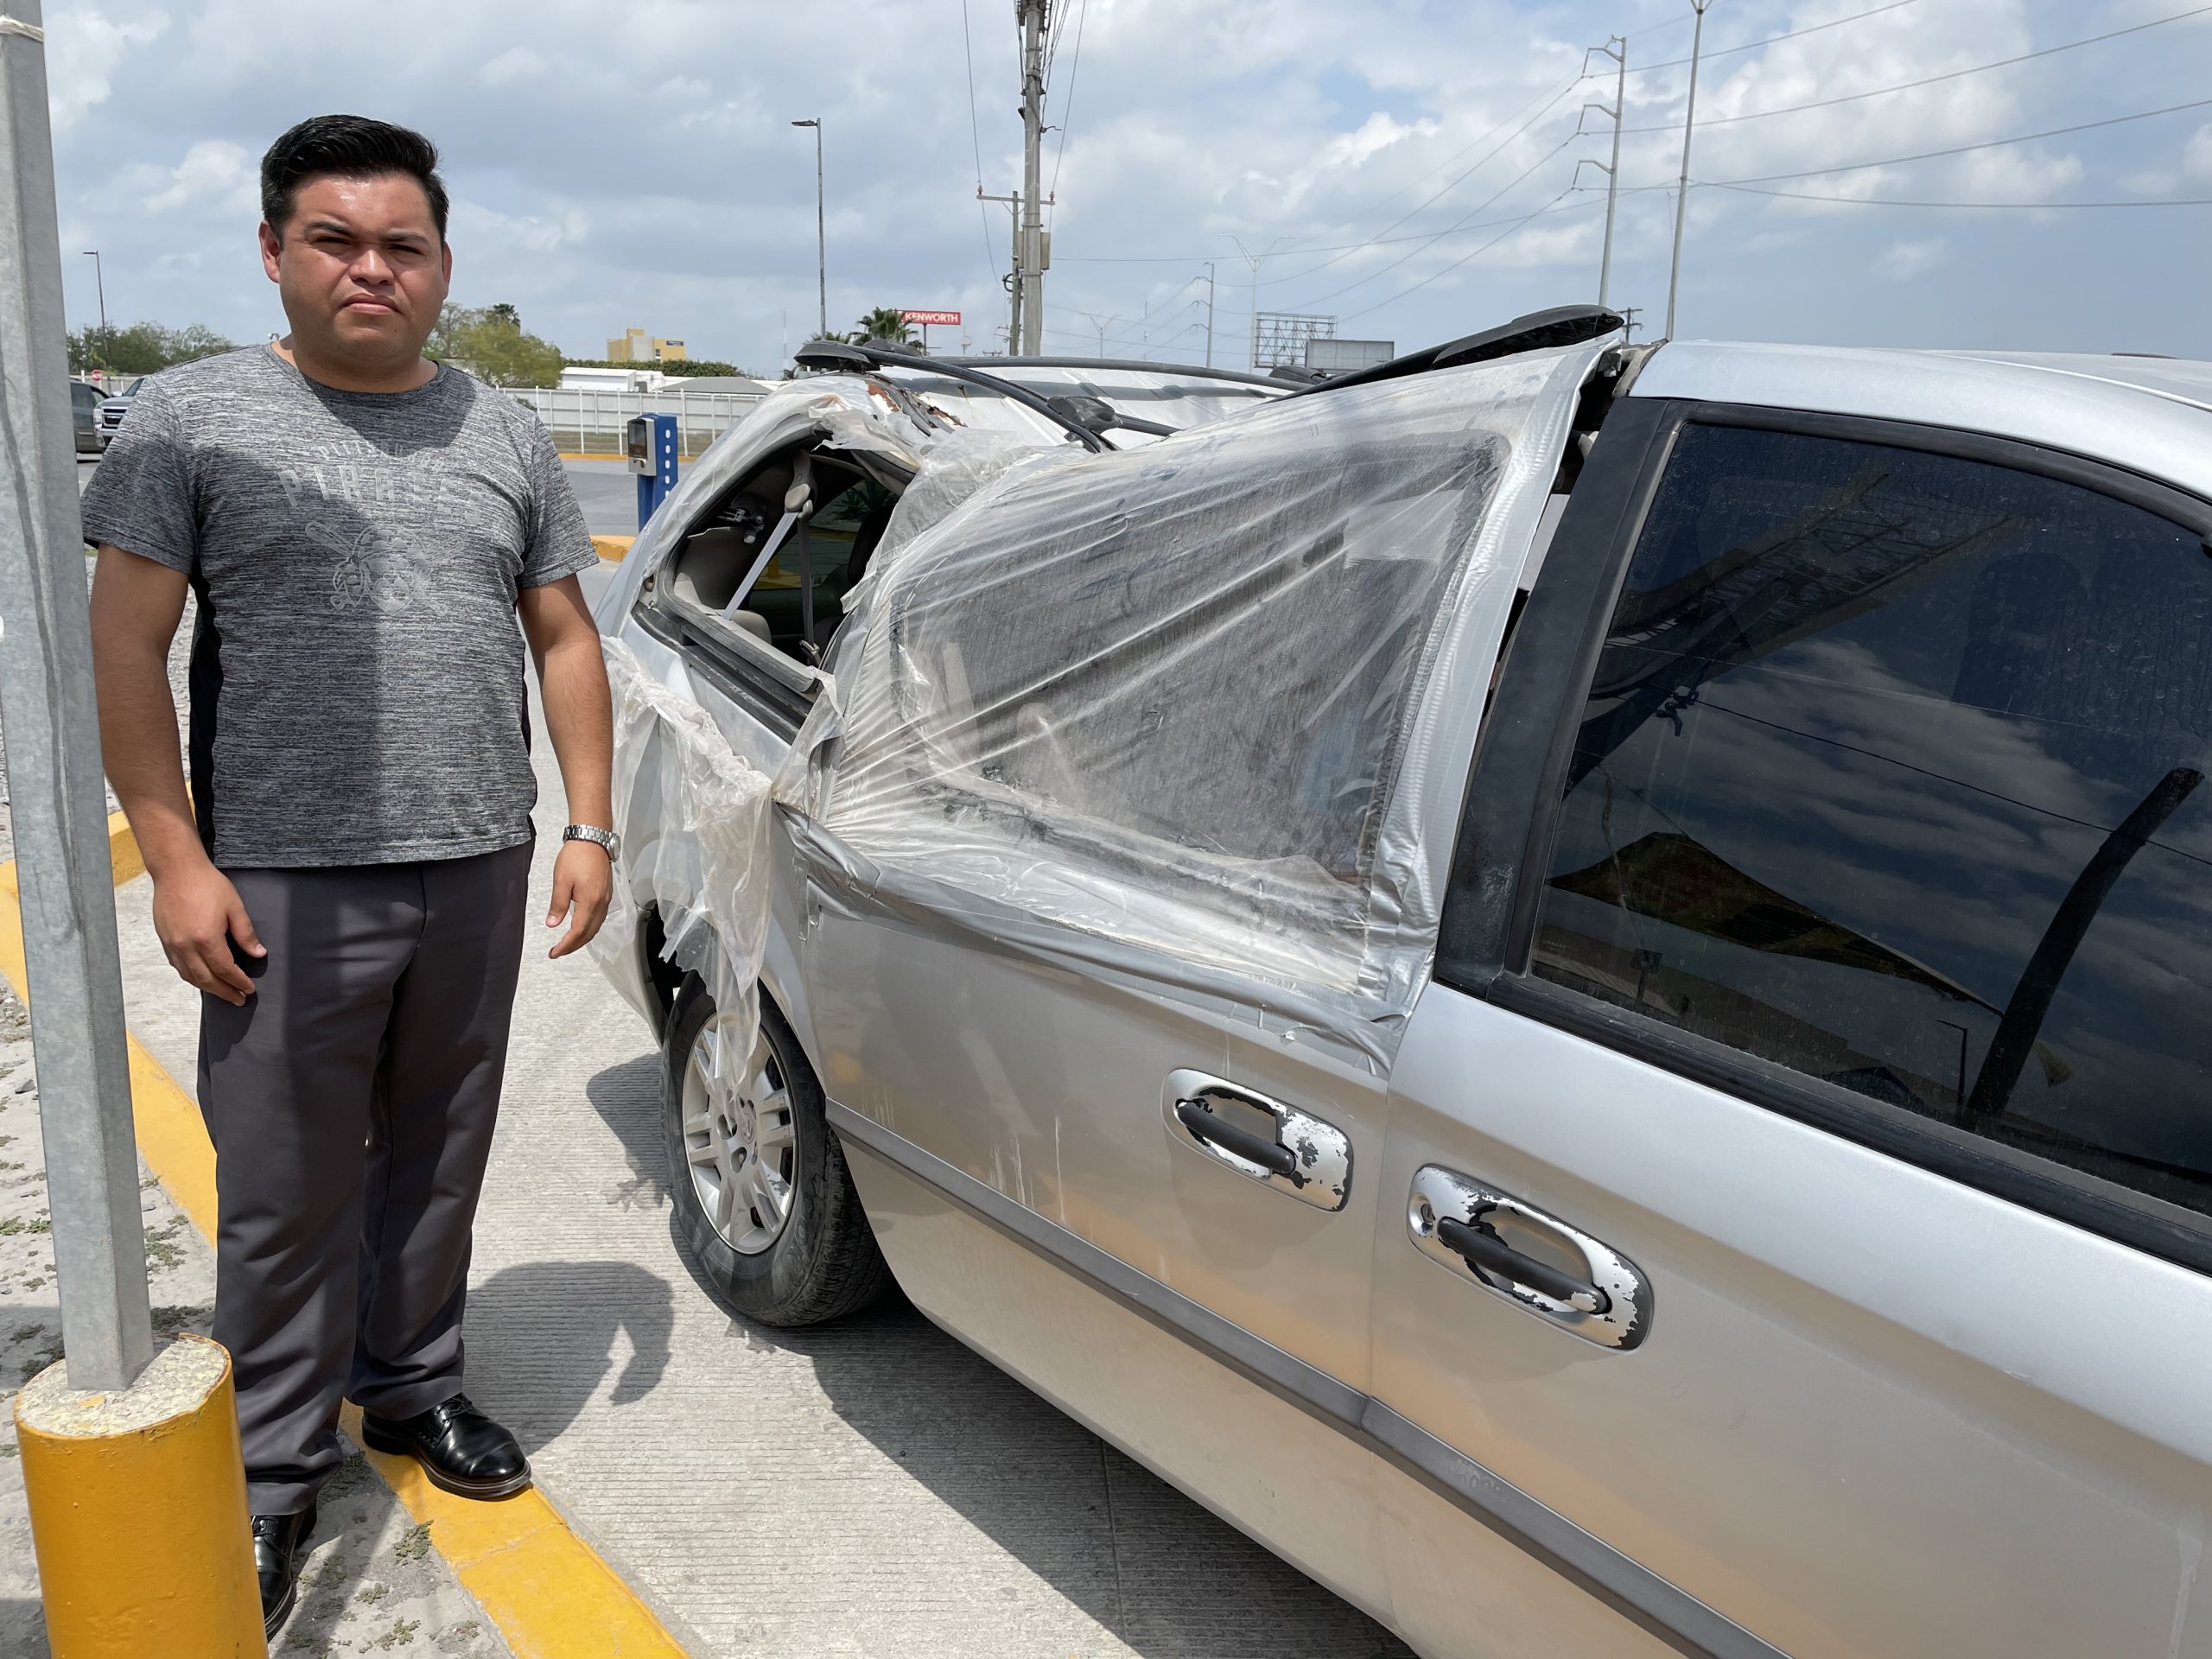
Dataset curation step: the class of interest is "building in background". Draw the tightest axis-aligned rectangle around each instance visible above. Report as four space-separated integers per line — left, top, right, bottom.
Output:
607 327 688 364
1306 337 1395 375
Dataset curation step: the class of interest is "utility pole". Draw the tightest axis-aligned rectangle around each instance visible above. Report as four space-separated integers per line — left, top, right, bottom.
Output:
981 188 1021 354
1 0 154 1395
1576 37 1627 308
791 118 825 339
79 245 104 369
1666 0 1713 340
1230 235 1287 371
1016 0 1048 355
1204 262 1217 368
1079 311 1116 354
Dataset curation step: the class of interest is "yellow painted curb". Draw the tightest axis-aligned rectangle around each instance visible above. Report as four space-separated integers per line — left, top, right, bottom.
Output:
0 815 691 1659
591 535 635 563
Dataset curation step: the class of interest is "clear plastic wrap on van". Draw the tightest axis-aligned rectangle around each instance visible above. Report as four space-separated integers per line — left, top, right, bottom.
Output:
594 636 776 1071
779 348 1596 1062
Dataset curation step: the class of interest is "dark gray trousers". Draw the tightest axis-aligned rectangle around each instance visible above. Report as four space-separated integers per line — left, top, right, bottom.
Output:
197 842 531 1516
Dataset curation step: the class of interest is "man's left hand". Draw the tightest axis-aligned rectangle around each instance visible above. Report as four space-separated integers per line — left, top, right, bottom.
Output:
546 838 613 959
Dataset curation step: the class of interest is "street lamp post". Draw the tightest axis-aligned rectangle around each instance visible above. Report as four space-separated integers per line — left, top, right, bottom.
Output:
1664 0 1714 340
80 246 105 370
791 119 825 340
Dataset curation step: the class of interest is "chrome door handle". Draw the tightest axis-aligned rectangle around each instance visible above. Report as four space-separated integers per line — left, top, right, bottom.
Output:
1409 1166 1651 1350
1175 1097 1299 1179
1163 1070 1351 1213
1434 1215 1609 1315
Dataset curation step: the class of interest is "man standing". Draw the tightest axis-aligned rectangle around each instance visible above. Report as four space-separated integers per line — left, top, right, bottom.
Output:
84 115 616 1635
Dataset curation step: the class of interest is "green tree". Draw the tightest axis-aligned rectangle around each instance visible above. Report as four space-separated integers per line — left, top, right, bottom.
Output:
853 308 912 345
429 304 563 387
67 321 236 376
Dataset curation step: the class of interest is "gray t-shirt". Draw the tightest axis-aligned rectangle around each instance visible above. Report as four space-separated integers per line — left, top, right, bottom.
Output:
81 346 597 868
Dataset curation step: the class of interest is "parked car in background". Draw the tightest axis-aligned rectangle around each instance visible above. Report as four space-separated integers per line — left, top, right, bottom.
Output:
68 379 102 455
590 319 2212 1659
96 377 143 448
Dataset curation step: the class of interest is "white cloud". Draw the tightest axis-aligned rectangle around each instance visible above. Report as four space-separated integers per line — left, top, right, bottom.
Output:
136 140 257 216
480 47 549 88
43 8 168 132
2186 123 2212 182
1877 237 1948 280
35 0 2212 368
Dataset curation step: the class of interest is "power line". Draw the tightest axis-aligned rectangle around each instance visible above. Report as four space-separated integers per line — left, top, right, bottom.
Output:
1620 4 2212 135
1338 189 1602 322
1267 77 1587 289
1049 0 1090 198
1625 0 1921 76
1300 67 1586 245
959 0 1000 283
1690 94 2212 187
1708 181 2212 208
1276 137 1580 313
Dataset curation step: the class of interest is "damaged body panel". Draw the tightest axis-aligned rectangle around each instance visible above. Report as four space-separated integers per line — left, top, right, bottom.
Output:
592 343 2212 1659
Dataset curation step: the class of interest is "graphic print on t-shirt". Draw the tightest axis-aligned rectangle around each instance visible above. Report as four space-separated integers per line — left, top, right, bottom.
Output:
276 455 446 616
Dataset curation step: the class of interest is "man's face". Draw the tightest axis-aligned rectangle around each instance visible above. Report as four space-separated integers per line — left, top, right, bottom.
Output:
258 172 451 370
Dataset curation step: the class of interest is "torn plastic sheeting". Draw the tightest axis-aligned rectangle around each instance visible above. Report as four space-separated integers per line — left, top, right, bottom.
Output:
594 636 775 1074
594 379 1052 639
777 348 1594 1060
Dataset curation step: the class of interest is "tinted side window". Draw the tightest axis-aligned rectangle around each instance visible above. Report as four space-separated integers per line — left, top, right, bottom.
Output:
1532 423 2212 1216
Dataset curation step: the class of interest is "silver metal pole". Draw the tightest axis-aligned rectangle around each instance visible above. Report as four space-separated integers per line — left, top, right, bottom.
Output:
1601 38 1625 308
1018 0 1047 354
814 123 826 340
1665 0 1712 340
0 0 155 1393
82 246 105 358
1205 262 1216 368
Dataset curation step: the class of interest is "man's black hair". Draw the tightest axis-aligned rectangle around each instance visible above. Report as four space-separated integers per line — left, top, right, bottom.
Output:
260 115 449 240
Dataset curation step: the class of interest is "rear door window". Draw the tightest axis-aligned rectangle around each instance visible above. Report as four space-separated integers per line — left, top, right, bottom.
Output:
1531 422 2212 1214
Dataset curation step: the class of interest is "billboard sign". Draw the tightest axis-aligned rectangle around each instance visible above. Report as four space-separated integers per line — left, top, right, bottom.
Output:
901 309 963 327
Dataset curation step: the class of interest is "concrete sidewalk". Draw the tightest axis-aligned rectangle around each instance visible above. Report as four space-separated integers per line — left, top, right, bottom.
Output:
102 693 1408 1653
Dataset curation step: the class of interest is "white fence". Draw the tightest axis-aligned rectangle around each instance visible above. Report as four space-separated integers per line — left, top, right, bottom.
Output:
509 386 768 458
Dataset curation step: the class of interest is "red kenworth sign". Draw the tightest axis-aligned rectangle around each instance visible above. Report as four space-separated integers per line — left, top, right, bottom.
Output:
901 309 962 327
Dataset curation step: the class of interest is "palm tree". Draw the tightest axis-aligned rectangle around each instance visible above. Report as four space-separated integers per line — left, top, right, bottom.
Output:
854 307 913 346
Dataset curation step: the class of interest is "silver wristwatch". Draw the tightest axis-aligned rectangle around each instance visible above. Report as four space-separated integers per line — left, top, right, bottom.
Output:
563 823 620 860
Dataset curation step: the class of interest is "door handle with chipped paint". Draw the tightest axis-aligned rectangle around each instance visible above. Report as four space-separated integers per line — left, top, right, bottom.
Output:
1161 1069 1352 1213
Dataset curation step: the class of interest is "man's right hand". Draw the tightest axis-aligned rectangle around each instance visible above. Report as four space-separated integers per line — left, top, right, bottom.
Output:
153 862 266 1006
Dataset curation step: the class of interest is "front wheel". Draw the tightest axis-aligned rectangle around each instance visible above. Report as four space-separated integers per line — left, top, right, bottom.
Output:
662 983 891 1325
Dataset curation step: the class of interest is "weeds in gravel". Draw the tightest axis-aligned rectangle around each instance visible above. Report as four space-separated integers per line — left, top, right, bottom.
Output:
393 1521 434 1562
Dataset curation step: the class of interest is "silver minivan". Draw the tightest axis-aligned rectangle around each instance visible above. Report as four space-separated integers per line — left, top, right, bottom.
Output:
590 322 2212 1659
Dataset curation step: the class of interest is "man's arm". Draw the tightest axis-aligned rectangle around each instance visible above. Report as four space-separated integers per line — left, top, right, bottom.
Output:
88 544 264 1004
518 574 614 959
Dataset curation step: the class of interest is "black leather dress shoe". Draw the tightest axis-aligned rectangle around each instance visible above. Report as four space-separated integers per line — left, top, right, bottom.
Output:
360 1393 531 1498
252 1503 315 1637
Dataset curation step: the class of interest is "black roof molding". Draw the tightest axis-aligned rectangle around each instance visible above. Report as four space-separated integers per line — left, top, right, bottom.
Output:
1291 305 1627 397
795 339 1109 452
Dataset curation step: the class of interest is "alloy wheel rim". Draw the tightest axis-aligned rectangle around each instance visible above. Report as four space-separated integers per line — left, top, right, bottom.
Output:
681 1014 798 1255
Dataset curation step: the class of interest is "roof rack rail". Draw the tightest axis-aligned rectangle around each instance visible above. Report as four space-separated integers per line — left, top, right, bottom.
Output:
1288 305 1626 397
930 354 1287 391
795 339 1110 451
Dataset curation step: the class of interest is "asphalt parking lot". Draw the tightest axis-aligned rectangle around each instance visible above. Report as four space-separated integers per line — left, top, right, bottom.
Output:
563 457 644 538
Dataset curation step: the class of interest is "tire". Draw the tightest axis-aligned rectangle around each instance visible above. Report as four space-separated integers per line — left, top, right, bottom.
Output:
662 982 891 1325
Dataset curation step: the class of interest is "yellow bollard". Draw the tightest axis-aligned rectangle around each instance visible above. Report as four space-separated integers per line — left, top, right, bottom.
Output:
16 1333 266 1657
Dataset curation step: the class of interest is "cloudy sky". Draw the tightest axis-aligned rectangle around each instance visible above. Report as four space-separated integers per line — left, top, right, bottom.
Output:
41 0 2212 375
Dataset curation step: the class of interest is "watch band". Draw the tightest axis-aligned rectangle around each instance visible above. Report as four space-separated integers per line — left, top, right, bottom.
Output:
563 823 620 858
